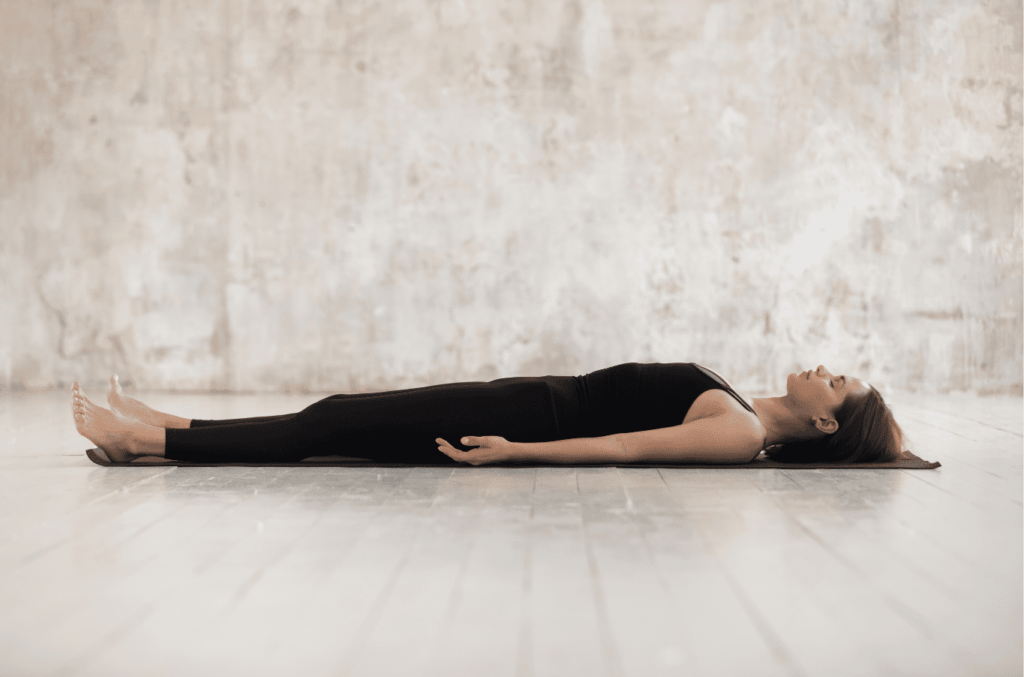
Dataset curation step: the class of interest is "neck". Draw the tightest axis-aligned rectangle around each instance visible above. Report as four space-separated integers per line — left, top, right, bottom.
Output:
751 396 819 447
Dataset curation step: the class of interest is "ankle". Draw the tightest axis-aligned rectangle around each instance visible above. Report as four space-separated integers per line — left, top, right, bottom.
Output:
163 414 192 429
129 423 167 457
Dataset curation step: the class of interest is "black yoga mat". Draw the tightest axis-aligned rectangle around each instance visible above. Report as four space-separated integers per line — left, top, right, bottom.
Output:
85 448 941 469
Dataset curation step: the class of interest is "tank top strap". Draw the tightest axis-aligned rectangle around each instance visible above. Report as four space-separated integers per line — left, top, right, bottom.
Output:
692 364 756 414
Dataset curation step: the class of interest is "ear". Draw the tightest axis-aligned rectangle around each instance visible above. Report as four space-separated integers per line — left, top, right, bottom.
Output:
812 416 838 435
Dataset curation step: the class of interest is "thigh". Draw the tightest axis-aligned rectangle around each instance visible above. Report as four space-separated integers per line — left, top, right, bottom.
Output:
295 378 563 453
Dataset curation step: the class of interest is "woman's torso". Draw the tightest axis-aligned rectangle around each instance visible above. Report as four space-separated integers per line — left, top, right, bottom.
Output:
543 362 758 440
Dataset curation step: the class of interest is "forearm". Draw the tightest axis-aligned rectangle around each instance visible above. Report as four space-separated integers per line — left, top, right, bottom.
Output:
509 435 634 464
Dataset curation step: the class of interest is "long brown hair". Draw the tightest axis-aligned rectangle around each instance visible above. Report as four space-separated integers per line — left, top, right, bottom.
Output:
763 385 904 464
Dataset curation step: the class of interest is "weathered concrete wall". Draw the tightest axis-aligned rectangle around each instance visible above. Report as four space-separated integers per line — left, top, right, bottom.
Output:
2 0 1021 394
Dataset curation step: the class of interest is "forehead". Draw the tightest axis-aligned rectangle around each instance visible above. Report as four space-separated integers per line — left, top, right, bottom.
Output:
845 377 870 398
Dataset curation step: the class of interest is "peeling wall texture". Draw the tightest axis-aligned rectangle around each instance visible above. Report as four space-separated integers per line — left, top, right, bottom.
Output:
1 0 1021 394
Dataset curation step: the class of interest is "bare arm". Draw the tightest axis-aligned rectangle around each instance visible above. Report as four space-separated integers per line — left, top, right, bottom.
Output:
436 414 763 466
607 415 764 464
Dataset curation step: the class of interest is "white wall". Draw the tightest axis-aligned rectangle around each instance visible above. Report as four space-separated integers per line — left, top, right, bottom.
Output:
2 0 1021 394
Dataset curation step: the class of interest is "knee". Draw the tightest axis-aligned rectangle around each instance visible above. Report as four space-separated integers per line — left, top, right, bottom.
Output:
296 399 332 426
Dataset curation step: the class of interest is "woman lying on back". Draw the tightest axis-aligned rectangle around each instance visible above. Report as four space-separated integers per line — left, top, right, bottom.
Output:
71 362 905 466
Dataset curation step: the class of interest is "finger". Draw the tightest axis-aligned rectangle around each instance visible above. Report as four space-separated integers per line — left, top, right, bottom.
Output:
460 436 481 447
435 438 461 456
435 440 466 463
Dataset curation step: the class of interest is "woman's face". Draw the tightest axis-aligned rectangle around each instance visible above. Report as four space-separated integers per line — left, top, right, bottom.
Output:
786 365 869 420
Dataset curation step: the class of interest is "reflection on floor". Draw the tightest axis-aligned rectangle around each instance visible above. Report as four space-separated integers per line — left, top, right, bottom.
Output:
0 390 1020 677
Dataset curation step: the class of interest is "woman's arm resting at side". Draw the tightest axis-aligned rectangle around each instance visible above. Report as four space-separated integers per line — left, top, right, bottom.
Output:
437 415 763 466
610 415 764 464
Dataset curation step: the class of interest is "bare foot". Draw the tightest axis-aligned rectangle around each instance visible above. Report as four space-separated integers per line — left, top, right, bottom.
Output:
72 382 165 462
106 375 191 429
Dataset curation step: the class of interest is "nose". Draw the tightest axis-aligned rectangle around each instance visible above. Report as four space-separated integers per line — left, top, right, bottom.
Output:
816 365 831 377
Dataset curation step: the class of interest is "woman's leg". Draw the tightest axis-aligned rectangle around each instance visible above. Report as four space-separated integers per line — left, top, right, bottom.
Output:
164 377 567 464
89 377 474 461
108 374 459 430
185 390 447 428
105 374 368 429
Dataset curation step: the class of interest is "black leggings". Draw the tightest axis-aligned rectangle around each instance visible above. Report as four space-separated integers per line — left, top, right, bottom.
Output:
165 376 580 464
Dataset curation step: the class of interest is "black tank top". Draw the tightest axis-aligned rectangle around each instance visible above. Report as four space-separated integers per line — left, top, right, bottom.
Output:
544 362 756 439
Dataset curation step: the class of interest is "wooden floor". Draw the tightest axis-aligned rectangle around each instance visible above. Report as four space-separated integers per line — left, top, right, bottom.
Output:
0 390 1020 677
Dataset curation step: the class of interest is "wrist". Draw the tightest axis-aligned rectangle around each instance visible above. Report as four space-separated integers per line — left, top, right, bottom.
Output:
507 441 530 463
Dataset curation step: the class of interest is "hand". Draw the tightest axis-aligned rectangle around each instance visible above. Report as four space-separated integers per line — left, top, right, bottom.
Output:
436 435 514 466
